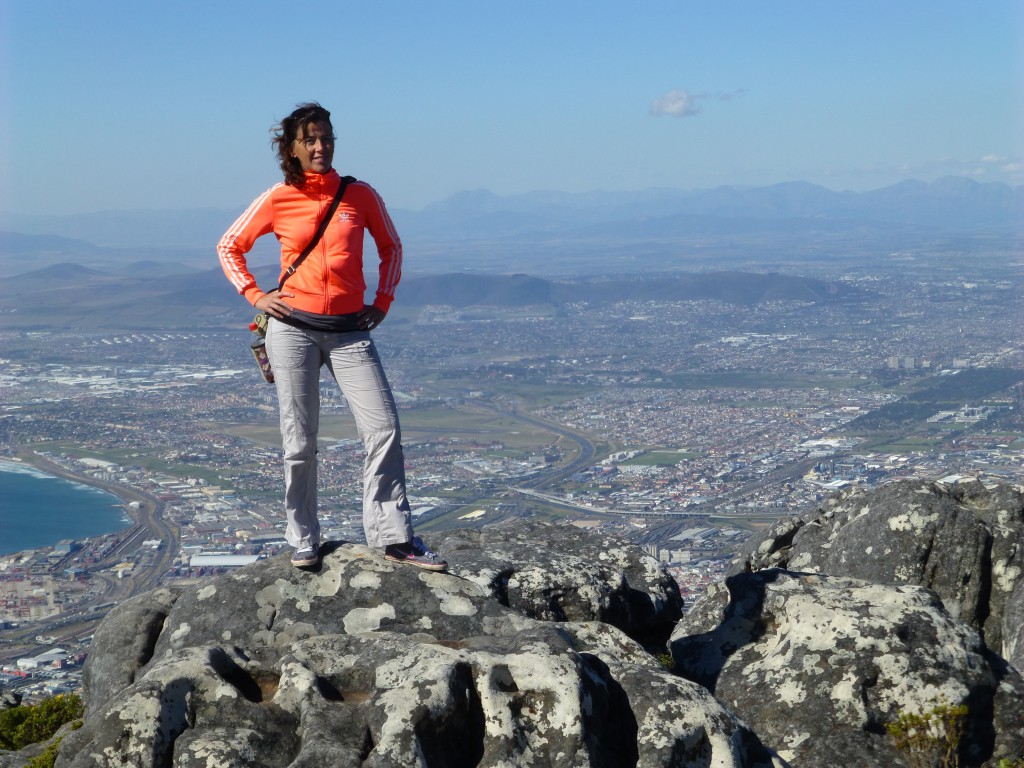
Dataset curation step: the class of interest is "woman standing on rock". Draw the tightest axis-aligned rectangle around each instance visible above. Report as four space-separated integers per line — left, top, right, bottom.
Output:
217 102 446 572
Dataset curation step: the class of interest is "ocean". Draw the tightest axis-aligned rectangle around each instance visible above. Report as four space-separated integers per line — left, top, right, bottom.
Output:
0 461 131 557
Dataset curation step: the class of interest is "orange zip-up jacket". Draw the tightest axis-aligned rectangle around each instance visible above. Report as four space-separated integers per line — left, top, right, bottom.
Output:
218 170 402 315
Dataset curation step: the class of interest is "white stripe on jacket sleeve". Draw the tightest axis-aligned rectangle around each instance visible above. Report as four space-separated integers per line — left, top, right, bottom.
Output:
217 186 276 294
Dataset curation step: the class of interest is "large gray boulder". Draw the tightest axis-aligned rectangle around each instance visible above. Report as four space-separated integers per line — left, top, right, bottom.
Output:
732 480 1024 659
670 569 1024 767
52 527 782 768
430 519 684 646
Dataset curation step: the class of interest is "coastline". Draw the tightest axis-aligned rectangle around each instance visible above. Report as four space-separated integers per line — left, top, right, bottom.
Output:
4 449 147 537
0 451 175 675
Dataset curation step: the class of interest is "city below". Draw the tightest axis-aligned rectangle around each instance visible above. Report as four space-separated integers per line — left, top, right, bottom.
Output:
1 245 1022 702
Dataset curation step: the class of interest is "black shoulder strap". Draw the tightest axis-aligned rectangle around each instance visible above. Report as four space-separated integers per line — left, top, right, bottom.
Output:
277 175 356 291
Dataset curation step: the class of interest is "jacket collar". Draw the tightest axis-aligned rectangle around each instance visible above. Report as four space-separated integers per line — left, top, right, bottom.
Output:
300 169 340 192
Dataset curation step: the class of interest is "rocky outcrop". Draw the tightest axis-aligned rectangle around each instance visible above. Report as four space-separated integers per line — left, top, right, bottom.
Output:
8 481 1022 767
429 519 684 646
672 480 1024 766
671 569 1024 766
731 480 1024 660
50 521 782 768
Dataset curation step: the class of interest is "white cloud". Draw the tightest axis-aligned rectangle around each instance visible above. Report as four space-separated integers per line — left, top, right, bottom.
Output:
650 89 701 118
650 88 747 117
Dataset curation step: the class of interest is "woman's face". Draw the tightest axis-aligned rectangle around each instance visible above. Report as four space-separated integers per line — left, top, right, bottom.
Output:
291 120 335 174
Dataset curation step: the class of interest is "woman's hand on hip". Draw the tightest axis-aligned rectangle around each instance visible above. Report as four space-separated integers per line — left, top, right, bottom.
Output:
254 290 295 319
357 305 386 330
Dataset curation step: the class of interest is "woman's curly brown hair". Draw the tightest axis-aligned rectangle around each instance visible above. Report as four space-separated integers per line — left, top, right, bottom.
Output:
272 102 332 186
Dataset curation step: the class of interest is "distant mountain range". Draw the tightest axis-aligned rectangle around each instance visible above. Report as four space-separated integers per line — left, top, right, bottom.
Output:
403 176 1023 239
1 177 1020 278
0 265 861 331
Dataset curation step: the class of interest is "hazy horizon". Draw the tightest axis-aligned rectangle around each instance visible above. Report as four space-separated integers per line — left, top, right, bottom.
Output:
1 174 1022 222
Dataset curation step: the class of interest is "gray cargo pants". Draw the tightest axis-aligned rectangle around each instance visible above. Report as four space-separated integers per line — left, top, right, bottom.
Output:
266 318 414 550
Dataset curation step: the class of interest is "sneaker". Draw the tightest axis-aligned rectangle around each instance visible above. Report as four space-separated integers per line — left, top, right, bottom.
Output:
290 545 319 568
384 537 448 572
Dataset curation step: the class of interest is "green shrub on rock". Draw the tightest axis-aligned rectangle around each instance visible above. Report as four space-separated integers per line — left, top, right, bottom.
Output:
0 693 83 751
24 732 77 768
885 697 968 768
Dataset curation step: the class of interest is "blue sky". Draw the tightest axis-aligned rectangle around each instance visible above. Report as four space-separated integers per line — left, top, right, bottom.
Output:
2 1 1021 216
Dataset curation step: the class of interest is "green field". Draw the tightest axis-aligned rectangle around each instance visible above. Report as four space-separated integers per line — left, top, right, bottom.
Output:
620 450 705 467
